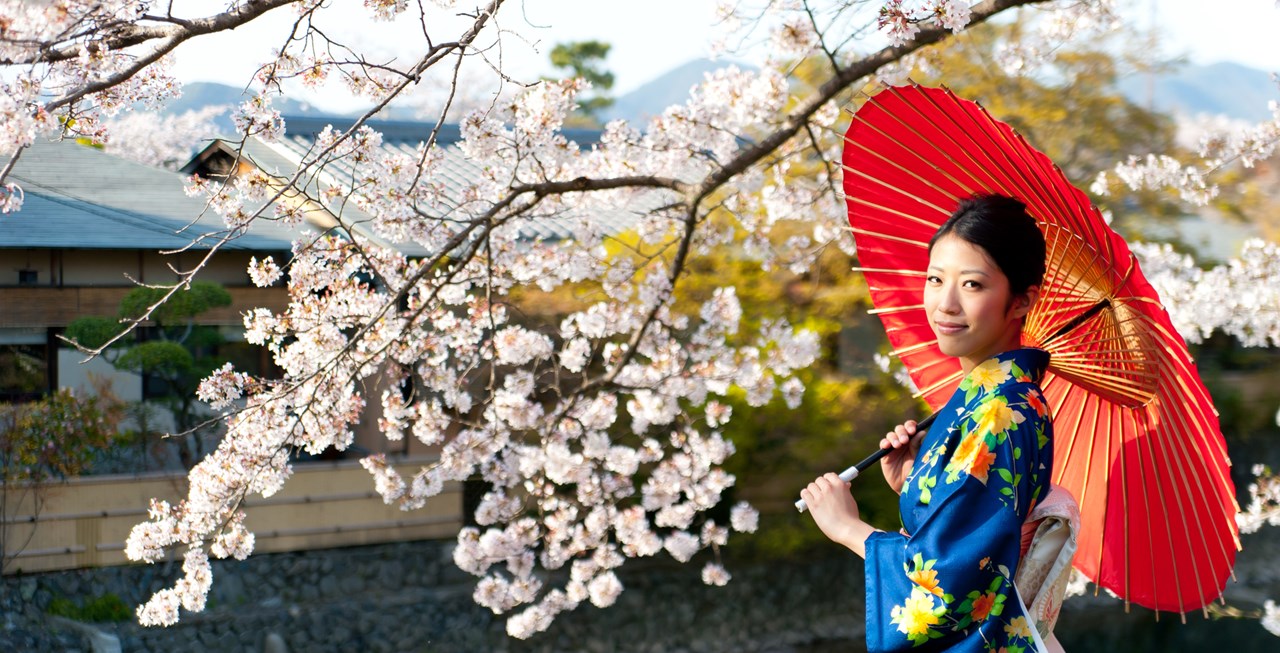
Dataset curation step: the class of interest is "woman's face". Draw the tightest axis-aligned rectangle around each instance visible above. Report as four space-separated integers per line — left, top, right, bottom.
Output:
923 234 1036 372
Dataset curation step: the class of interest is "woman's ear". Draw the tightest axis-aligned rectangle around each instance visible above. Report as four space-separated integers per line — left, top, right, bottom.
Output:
1012 285 1040 319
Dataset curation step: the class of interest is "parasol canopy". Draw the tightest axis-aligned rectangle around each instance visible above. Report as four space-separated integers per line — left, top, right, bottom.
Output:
841 84 1239 614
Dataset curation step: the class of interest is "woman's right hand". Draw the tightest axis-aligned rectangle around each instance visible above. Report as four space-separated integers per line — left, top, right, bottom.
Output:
880 420 924 494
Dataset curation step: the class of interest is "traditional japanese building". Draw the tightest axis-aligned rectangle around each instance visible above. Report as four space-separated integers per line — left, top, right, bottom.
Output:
0 132 466 575
0 137 298 405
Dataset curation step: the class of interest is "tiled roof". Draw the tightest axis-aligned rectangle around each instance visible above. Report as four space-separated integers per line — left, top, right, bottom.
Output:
3 112 656 257
243 115 648 250
3 138 299 252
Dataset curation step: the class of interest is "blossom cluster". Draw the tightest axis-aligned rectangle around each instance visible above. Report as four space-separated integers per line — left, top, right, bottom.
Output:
1265 600 1280 638
874 0 973 46
1093 93 1280 207
135 546 213 626
0 0 181 164
990 0 1120 76
195 362 254 410
1238 464 1280 536
1091 155 1217 206
878 1 923 46
1242 461 1280 640
247 256 284 288
100 106 226 170
1131 240 1280 348
119 39 824 636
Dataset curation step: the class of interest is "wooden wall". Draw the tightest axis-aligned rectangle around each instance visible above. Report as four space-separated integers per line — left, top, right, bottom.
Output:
1 456 462 575
0 286 288 328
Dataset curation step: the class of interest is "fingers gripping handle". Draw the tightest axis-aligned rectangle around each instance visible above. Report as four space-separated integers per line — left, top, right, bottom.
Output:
793 412 937 513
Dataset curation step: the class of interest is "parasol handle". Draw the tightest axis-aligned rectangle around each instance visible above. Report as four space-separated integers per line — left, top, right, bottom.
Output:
794 412 938 513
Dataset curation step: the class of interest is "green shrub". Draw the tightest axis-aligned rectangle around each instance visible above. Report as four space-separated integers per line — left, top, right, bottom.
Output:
44 593 131 623
45 597 79 619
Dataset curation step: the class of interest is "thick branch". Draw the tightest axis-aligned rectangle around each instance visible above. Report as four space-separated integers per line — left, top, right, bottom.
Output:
512 175 688 196
582 0 1049 390
692 0 1047 204
58 1 506 355
2 0 299 66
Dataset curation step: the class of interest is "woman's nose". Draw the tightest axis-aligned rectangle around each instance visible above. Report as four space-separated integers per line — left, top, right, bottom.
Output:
936 285 961 313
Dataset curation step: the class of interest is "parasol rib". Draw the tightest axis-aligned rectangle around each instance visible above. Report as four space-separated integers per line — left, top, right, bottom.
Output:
848 226 929 248
852 267 928 277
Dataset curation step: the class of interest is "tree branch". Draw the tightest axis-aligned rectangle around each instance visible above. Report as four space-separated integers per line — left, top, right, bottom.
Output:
2 0 299 66
691 0 1048 205
581 0 1049 392
512 175 688 196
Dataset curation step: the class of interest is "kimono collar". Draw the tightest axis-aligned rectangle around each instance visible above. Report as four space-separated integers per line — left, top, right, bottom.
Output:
963 347 1049 392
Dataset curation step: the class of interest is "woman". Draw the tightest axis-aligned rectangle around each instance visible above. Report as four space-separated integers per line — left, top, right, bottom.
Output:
801 194 1053 652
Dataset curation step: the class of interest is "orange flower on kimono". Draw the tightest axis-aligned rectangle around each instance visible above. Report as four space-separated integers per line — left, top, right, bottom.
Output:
967 441 997 482
908 567 944 597
1004 616 1033 639
905 553 947 598
971 591 997 621
948 433 982 476
947 431 998 483
1023 390 1048 418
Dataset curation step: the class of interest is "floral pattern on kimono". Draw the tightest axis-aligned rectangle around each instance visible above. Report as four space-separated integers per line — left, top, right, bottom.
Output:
865 348 1053 652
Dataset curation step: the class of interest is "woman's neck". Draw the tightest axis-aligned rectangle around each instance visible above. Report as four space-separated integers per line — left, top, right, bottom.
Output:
958 330 1024 373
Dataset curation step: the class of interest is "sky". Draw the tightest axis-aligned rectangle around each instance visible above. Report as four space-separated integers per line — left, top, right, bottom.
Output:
169 1 1280 111
1145 0 1280 72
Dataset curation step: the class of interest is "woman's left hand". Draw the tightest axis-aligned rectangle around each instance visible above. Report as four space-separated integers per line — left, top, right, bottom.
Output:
801 472 874 556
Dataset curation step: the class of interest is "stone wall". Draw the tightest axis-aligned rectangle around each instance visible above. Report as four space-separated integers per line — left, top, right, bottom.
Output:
2 539 867 653
7 525 1280 652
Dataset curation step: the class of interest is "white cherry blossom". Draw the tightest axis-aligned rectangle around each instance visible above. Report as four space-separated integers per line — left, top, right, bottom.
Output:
701 562 732 586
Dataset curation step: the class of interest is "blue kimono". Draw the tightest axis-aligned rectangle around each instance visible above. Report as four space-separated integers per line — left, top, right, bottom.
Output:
865 348 1053 652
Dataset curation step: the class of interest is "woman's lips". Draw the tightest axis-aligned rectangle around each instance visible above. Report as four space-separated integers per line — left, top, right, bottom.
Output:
934 321 967 335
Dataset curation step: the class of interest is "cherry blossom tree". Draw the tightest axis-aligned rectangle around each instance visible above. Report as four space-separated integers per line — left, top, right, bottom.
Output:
4 0 1280 640
99 105 225 170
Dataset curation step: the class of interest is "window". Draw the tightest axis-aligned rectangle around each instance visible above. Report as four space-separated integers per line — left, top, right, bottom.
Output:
0 328 51 402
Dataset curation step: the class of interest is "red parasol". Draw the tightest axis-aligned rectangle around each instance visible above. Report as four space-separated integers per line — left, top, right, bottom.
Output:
840 84 1239 615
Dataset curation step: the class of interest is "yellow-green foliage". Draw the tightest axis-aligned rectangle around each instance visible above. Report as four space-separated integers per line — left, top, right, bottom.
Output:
502 168 928 561
905 18 1188 241
713 369 923 559
914 20 1177 180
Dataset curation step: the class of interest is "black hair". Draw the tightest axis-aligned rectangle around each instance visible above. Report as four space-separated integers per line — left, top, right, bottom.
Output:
928 194 1046 296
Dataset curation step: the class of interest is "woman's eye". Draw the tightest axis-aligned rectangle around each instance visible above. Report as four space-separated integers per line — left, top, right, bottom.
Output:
962 280 983 289
926 275 941 284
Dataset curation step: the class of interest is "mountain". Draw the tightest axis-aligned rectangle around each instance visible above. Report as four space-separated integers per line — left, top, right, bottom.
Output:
601 58 758 124
604 59 1275 127
170 81 331 116
162 82 347 134
168 60 1274 132
1117 61 1276 122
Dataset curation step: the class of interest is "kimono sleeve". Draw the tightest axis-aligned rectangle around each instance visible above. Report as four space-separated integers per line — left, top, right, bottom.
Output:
864 388 1044 652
